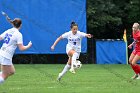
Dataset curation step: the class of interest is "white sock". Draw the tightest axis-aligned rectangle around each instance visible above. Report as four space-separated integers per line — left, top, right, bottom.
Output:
60 64 71 77
71 53 79 68
0 76 4 84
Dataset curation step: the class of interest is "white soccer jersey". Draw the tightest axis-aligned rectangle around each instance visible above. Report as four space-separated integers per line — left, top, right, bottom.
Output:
62 31 86 53
0 27 23 59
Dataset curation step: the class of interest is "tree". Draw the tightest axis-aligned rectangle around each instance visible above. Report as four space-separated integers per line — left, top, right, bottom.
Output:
87 0 140 39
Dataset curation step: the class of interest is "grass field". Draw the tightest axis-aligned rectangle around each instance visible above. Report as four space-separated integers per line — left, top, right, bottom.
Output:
0 64 140 93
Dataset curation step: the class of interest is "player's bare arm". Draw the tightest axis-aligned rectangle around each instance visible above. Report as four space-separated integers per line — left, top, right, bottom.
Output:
18 41 32 51
51 36 63 50
128 40 136 49
85 34 92 38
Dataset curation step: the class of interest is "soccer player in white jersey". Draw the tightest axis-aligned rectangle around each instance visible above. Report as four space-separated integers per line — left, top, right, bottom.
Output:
0 18 32 84
51 21 91 81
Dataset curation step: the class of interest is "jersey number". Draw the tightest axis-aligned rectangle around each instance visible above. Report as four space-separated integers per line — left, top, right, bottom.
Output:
73 42 76 45
4 33 12 44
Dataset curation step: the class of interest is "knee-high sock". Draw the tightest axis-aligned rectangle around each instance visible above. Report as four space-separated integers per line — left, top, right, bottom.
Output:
130 64 138 74
71 53 79 68
0 72 4 84
60 64 71 77
133 64 140 74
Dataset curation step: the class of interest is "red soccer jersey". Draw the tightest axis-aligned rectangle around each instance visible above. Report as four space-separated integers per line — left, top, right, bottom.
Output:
133 30 140 50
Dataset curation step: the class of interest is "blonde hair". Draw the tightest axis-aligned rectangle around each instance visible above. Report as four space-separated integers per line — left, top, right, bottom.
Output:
133 23 140 29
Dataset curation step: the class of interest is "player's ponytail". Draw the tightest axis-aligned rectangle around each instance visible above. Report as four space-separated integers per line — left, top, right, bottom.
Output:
70 21 78 29
1 12 22 28
12 18 22 28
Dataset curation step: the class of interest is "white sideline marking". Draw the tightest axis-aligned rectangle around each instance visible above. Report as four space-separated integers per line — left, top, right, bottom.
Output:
47 87 56 89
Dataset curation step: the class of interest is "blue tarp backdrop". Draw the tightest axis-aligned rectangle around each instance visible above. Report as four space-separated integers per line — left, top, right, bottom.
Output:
96 40 127 64
0 0 87 54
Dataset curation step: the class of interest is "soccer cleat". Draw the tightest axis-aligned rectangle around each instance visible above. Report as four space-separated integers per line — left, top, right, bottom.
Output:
131 74 138 79
57 73 62 81
136 74 140 80
69 68 76 74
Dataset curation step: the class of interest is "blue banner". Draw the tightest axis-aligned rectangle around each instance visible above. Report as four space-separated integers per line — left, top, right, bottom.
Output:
96 40 127 64
0 0 87 54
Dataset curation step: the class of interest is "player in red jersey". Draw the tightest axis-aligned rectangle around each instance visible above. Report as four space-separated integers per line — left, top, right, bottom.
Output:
128 23 140 79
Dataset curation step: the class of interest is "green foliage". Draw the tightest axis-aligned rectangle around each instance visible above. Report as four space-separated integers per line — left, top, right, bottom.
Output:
125 0 140 23
87 0 140 39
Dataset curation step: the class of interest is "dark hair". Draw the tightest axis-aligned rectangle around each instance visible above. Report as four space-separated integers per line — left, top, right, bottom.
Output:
70 21 78 29
12 18 22 28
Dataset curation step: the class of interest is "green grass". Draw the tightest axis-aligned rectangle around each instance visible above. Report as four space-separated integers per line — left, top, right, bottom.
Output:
0 64 140 93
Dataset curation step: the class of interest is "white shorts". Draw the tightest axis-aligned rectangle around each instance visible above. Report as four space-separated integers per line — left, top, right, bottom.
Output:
66 46 80 59
0 55 12 65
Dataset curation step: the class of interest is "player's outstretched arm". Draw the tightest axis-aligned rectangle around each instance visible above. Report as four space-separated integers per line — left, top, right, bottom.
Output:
128 40 136 49
1 11 13 24
51 36 63 50
18 41 32 51
85 34 92 38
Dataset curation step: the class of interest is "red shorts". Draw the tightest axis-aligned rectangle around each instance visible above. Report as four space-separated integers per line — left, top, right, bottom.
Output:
132 49 140 56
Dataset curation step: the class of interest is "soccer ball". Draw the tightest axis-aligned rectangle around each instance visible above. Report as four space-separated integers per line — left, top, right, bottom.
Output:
73 60 82 69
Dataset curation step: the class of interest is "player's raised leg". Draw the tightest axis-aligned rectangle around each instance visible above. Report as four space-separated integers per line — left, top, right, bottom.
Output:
67 50 78 74
69 52 79 74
